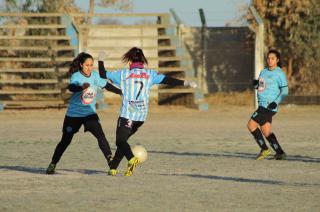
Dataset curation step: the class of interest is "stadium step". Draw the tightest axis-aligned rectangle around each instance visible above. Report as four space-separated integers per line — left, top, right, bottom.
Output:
0 14 74 109
0 100 66 109
0 79 58 84
0 89 61 95
0 24 66 29
0 35 71 40
0 46 76 51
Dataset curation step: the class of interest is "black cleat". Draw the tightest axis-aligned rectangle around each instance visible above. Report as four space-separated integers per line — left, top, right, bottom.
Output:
46 163 56 175
274 152 286 160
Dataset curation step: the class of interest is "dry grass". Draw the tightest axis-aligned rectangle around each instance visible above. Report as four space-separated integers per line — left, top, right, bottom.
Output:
205 90 254 106
0 106 320 211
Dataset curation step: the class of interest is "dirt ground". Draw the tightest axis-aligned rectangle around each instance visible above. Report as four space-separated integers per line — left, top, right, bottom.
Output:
0 105 319 212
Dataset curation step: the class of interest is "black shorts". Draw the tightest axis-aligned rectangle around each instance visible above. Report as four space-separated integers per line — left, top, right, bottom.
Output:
251 106 276 126
62 114 100 134
116 117 144 138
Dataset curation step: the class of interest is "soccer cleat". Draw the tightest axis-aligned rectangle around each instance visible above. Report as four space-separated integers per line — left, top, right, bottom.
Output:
46 163 56 175
124 157 140 176
256 148 271 160
107 169 117 176
273 152 287 160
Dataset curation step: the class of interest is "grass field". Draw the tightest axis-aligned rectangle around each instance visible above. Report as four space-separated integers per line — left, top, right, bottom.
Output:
0 105 319 212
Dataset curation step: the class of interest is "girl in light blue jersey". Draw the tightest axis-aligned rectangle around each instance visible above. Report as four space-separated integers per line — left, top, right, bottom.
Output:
46 52 121 174
98 47 197 176
247 50 288 160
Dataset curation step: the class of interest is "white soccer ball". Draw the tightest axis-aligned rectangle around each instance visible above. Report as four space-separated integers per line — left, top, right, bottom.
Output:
132 145 148 163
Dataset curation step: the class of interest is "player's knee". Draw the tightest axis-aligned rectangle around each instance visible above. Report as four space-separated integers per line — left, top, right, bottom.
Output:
261 129 271 137
247 120 255 131
246 122 251 131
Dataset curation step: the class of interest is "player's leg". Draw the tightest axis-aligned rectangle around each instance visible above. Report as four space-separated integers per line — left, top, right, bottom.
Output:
109 121 144 174
261 122 286 160
46 116 82 174
247 108 270 160
110 117 142 176
84 114 113 167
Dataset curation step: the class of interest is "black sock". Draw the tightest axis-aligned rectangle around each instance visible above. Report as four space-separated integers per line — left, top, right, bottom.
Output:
251 128 268 150
266 133 284 154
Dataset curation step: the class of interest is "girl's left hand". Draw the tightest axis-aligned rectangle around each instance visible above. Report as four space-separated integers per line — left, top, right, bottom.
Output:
82 82 90 89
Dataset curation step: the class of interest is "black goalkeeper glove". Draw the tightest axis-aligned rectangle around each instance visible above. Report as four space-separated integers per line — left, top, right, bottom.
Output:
267 102 277 110
252 80 259 89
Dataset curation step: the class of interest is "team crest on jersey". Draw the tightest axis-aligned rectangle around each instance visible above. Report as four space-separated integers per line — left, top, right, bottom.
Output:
258 78 266 92
81 87 96 105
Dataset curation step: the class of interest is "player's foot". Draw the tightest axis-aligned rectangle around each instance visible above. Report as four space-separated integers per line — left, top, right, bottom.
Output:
273 152 286 160
124 157 140 176
46 163 56 175
256 148 271 160
107 155 113 168
107 169 117 176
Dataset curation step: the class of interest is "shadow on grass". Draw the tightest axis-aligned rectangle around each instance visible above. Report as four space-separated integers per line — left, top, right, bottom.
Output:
149 150 320 163
157 172 319 187
0 165 105 175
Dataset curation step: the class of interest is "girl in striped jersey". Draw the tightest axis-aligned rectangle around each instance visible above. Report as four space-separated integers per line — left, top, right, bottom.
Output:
46 52 121 175
98 47 197 176
247 50 288 160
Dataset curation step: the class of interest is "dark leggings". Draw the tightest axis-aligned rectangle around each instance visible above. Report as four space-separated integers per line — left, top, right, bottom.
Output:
51 114 112 165
110 117 144 169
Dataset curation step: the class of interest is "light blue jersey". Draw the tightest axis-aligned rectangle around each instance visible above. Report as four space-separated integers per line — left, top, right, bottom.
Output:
106 68 165 121
257 67 289 112
66 71 107 117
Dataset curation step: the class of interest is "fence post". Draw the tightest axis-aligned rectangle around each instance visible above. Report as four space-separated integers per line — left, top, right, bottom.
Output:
250 6 264 108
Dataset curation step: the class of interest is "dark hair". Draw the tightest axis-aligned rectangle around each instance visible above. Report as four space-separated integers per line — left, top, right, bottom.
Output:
69 52 94 74
121 47 148 65
267 49 282 68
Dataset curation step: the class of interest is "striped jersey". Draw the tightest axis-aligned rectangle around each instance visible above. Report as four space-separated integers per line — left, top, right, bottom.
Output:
106 68 165 121
257 66 289 112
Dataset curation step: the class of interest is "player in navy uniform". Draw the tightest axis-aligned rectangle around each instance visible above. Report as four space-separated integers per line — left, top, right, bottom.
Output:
98 47 197 176
46 52 121 174
247 50 288 160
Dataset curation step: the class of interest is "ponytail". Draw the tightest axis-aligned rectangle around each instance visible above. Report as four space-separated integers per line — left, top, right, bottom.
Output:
122 47 148 65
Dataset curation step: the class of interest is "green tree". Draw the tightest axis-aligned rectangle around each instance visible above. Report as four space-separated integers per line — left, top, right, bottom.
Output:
248 0 320 94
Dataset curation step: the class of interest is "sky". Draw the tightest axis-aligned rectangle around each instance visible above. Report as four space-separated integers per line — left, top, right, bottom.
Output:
75 0 251 27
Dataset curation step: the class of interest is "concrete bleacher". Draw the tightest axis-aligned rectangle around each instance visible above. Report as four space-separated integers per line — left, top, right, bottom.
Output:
0 13 75 109
0 12 207 110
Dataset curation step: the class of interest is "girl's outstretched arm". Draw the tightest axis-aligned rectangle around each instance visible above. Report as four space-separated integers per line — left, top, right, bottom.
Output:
98 61 107 79
160 76 197 88
104 82 122 95
67 82 89 92
98 51 108 79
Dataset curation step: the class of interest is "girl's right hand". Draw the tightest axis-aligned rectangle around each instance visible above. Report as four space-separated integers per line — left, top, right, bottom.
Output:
98 51 107 61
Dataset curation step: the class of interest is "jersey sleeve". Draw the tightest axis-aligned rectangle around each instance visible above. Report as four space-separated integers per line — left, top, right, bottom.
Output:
106 70 122 87
151 70 165 85
70 73 80 86
278 71 288 88
274 71 289 104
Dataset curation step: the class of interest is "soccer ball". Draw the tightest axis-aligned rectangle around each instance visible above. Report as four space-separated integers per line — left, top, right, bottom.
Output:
132 145 147 163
